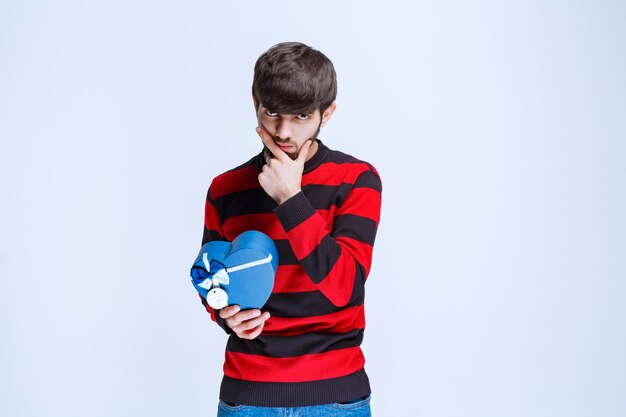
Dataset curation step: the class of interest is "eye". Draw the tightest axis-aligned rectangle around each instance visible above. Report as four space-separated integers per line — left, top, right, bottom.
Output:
297 114 309 120
265 110 278 117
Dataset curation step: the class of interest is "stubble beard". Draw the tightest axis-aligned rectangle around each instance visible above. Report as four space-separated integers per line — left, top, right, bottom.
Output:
265 120 322 161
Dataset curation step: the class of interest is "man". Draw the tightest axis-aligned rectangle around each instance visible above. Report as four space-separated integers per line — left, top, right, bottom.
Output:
199 41 382 416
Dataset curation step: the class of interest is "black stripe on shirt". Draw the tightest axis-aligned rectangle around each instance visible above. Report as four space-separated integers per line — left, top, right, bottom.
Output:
265 290 364 318
299 234 342 284
303 180 380 211
332 214 378 246
213 188 277 221
226 329 364 358
202 227 226 246
214 181 377 223
323 150 362 165
350 261 367 302
353 169 382 192
220 369 371 407
274 239 299 265
303 183 352 211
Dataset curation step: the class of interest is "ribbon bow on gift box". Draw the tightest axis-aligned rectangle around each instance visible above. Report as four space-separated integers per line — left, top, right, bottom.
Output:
190 230 278 310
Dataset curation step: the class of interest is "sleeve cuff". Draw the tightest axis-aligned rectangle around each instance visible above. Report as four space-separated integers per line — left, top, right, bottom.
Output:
273 191 316 232
201 296 233 334
215 313 233 335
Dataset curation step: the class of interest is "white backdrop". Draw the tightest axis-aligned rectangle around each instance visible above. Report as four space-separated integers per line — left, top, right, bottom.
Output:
1 1 625 416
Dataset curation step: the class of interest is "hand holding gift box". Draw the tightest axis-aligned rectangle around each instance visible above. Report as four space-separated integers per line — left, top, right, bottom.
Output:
190 230 278 310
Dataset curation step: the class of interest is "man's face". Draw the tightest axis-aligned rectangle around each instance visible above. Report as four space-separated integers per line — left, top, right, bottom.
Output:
256 104 325 161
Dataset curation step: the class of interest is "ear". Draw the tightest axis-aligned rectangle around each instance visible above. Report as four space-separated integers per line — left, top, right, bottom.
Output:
320 101 337 128
253 96 259 111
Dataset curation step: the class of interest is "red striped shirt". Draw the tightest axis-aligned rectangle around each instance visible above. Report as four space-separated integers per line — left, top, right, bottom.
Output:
199 140 381 407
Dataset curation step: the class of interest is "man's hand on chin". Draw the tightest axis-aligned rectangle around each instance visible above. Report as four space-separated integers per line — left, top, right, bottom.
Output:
256 125 312 205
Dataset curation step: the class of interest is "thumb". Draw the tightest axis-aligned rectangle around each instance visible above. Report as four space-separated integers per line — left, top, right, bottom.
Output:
297 139 313 163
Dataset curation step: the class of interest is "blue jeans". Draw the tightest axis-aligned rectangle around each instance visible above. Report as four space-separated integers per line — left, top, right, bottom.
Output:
216 395 371 417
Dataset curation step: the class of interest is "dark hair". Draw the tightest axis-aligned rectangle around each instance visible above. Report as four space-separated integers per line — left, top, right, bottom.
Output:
252 42 337 115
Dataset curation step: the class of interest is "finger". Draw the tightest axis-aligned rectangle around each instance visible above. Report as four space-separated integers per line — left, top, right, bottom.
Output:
239 322 265 340
255 123 272 141
239 313 269 339
219 305 241 319
256 125 287 161
236 311 270 330
234 312 270 332
296 139 313 163
227 309 262 327
247 322 266 339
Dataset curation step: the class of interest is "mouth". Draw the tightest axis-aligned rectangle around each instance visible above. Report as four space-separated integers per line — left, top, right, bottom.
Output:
276 142 294 152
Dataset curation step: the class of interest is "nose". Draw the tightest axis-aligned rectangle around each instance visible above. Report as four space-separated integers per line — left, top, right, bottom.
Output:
275 119 292 141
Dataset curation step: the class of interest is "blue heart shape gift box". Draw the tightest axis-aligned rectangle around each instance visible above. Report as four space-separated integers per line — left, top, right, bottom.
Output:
190 230 278 310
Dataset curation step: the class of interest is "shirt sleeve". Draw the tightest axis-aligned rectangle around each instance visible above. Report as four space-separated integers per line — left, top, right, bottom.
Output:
199 186 233 334
273 167 382 307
